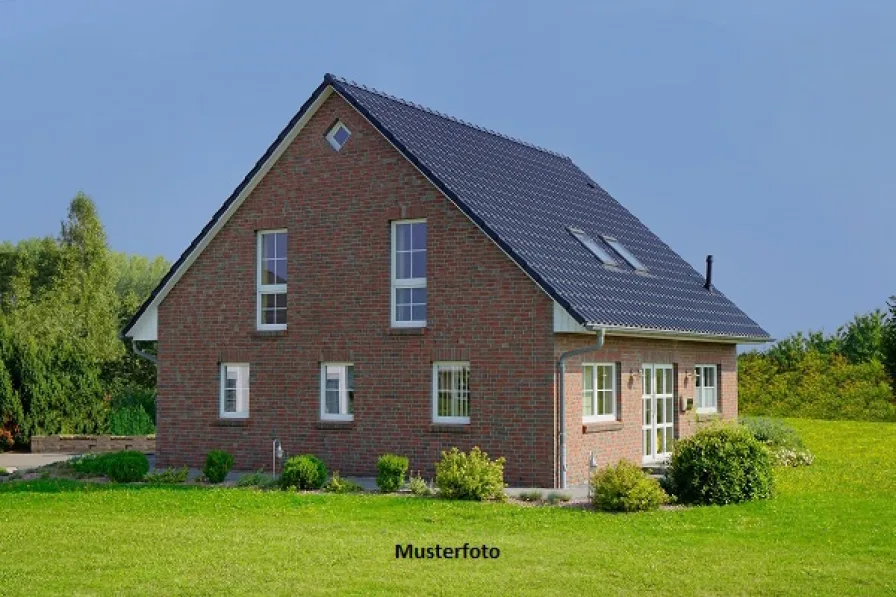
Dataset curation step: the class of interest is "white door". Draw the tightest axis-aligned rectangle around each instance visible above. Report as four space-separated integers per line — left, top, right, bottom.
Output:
642 364 674 464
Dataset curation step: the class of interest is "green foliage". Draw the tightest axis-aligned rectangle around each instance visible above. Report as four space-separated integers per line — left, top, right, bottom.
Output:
376 453 409 492
0 194 170 443
434 446 506 501
408 475 432 496
279 455 327 490
739 416 805 449
739 349 896 422
545 492 572 505
0 467 7 475
668 424 774 505
109 386 156 424
590 460 669 512
144 466 189 484
323 471 364 493
237 471 274 488
71 451 149 482
203 450 234 484
518 490 543 502
0 428 13 451
107 406 155 436
884 296 896 384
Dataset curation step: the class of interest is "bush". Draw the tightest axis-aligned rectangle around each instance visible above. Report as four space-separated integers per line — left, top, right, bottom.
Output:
144 466 189 484
771 447 814 467
739 416 804 449
237 471 274 488
518 490 543 502
434 446 506 501
590 461 669 512
109 386 157 423
323 471 364 493
408 474 432 496
104 451 150 482
203 450 234 484
0 467 8 475
668 424 774 505
376 454 409 492
0 429 13 452
279 455 327 490
71 453 105 476
107 406 155 436
546 492 572 505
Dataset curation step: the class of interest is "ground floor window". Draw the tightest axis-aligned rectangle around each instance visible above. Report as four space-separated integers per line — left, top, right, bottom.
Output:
220 363 249 418
321 363 354 421
695 364 717 413
583 363 616 422
432 362 470 424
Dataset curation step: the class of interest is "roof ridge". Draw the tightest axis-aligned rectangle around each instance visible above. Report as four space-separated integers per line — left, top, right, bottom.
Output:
327 74 570 160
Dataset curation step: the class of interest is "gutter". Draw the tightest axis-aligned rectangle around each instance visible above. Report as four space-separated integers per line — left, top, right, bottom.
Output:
130 338 157 365
556 326 605 489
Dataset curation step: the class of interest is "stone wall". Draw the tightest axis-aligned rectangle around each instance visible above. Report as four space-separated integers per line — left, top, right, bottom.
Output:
31 435 156 454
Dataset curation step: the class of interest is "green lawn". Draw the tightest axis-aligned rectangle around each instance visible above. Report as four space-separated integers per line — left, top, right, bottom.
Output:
1 419 894 596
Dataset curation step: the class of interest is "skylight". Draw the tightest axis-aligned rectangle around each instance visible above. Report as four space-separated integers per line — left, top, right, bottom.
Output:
326 121 351 151
568 228 617 266
603 236 647 271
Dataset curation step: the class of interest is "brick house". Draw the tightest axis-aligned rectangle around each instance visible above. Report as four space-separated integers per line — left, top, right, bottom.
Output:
123 74 770 488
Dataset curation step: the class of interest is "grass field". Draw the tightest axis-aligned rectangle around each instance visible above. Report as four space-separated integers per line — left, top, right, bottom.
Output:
1 419 894 596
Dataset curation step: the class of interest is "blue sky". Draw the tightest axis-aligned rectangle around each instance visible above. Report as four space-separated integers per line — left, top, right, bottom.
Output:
1 0 894 343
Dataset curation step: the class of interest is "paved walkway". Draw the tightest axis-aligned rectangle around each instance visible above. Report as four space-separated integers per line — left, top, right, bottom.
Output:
0 452 76 473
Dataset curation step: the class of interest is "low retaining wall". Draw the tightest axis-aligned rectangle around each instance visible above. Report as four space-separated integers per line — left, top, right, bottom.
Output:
30 435 155 454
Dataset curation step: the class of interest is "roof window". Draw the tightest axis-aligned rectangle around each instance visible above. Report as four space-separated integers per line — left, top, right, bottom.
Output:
568 228 617 266
602 236 647 271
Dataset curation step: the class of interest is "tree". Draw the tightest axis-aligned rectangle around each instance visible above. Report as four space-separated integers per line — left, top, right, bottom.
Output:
836 310 887 365
884 297 896 383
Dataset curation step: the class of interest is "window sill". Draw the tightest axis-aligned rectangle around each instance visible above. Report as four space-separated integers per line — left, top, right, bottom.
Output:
212 419 250 427
316 421 355 431
388 327 427 336
582 421 623 434
696 412 722 422
428 423 470 434
253 329 288 338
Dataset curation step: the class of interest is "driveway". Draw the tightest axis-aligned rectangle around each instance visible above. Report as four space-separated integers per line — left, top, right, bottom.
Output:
0 452 76 473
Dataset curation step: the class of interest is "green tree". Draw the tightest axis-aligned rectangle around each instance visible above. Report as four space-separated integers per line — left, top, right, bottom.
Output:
836 310 887 365
884 296 896 383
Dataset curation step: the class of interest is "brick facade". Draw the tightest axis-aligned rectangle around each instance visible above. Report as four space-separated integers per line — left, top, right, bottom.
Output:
555 334 738 486
156 92 741 487
157 93 557 486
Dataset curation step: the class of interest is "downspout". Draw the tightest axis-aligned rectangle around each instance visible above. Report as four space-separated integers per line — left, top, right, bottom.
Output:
557 326 605 489
130 338 157 365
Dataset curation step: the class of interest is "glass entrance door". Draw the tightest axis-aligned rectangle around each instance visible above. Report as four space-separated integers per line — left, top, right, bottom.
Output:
642 364 674 463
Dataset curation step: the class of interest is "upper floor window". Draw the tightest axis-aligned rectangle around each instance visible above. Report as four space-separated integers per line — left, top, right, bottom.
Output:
433 362 470 424
257 230 287 330
695 365 717 413
583 363 616 422
321 363 354 421
220 363 249 419
326 121 351 151
391 220 427 327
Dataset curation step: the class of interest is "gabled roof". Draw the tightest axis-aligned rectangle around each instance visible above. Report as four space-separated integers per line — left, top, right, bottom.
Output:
124 73 770 342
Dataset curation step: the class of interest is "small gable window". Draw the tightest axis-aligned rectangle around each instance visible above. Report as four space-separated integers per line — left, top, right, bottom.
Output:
326 121 351 151
568 227 617 266
602 236 647 271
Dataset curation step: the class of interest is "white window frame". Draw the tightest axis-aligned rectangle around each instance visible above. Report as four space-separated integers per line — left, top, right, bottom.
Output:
601 235 647 271
390 219 427 328
568 227 618 266
432 361 470 424
583 362 617 422
257 229 287 331
320 363 354 422
695 364 718 413
326 121 351 151
219 363 250 419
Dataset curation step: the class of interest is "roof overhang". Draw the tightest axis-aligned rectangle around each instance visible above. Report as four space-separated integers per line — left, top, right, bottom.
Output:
583 323 773 344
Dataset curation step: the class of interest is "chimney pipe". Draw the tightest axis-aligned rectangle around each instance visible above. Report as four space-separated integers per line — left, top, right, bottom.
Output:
704 255 713 290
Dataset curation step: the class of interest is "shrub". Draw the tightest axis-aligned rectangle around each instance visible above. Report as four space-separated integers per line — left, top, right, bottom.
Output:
71 453 106 476
590 461 669 512
144 466 189 484
279 455 327 490
0 429 13 452
518 490 543 502
739 416 804 449
434 446 506 501
408 475 432 496
103 451 150 482
203 450 234 484
771 447 814 467
668 424 774 505
237 471 273 488
376 454 409 492
546 492 572 505
323 471 364 493
110 386 156 424
107 406 155 436
0 467 8 475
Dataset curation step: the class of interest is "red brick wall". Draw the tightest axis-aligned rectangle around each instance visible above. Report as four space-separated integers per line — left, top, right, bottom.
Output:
554 334 738 486
156 92 557 486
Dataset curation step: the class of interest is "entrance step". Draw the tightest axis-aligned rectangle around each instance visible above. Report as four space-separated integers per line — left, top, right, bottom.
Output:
642 464 668 482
